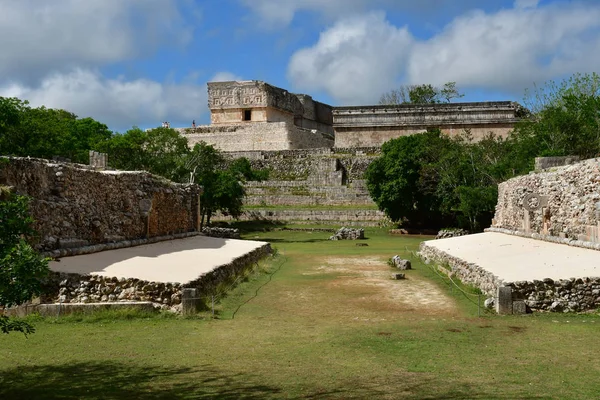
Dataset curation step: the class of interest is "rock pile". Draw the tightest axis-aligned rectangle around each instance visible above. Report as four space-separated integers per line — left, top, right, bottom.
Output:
329 227 364 240
511 277 600 312
50 273 183 310
435 229 469 239
202 226 241 239
391 255 411 270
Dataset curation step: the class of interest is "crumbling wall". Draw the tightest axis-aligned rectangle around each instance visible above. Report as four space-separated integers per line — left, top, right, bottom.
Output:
0 157 201 252
491 158 600 245
178 122 333 152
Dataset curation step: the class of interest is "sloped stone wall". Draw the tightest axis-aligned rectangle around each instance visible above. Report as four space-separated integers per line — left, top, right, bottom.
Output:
491 158 600 245
0 157 201 252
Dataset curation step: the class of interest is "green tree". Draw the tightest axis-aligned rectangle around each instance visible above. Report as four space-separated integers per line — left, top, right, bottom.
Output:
101 127 189 181
379 82 464 105
184 142 246 227
0 186 49 335
511 72 600 161
0 99 112 164
365 129 453 228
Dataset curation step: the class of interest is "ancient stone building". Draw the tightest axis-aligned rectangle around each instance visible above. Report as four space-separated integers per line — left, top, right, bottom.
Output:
178 81 524 152
177 81 334 152
333 101 526 148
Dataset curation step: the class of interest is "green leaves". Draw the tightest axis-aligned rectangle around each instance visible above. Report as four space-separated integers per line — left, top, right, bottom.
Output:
0 191 49 335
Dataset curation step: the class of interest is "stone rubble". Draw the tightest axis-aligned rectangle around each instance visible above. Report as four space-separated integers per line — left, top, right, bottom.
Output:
202 226 241 239
391 255 411 270
435 229 469 239
329 227 365 240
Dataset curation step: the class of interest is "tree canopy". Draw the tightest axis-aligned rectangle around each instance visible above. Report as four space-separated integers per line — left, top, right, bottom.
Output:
379 82 464 105
369 73 600 231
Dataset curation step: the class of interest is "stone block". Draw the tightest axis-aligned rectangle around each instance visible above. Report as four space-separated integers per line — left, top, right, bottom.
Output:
181 288 200 316
512 300 527 315
496 286 513 315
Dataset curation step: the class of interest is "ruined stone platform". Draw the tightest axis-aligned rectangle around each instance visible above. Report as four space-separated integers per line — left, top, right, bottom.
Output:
420 232 600 312
424 232 600 282
50 235 269 284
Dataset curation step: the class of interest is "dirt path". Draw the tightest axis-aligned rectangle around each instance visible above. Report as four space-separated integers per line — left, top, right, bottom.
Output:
304 256 459 317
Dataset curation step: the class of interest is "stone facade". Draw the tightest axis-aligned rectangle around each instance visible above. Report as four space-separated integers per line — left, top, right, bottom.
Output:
490 158 600 246
177 122 333 152
0 157 201 252
180 80 522 153
333 102 524 148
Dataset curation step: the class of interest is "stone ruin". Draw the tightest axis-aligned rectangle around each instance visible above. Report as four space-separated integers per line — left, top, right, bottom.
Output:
390 255 412 270
202 226 241 239
435 229 469 239
329 227 365 240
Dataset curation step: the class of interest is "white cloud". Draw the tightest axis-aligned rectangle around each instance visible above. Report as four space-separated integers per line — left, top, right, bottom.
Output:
288 3 600 103
287 12 412 104
407 3 600 90
209 72 244 82
0 0 193 83
1 69 207 131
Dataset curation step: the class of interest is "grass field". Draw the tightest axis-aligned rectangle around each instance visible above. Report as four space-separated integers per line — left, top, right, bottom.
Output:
1 226 600 399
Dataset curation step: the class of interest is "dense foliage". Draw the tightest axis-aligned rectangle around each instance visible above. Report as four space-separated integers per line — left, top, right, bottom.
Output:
0 186 49 335
368 73 600 231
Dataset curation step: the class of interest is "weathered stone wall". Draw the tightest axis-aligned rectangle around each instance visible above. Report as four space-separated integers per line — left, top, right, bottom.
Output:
178 122 333 152
333 101 523 148
334 123 516 148
40 243 271 312
419 242 503 296
491 158 600 245
212 209 388 227
419 241 600 312
225 148 379 181
0 157 201 252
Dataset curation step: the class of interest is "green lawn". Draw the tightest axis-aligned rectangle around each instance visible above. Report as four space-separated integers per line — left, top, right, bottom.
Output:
1 227 600 399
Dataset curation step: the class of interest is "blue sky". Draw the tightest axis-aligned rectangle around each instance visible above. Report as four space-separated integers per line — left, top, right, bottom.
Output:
1 0 599 132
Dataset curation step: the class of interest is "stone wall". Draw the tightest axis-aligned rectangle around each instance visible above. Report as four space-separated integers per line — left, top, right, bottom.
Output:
40 243 271 312
334 123 516 148
178 121 333 152
212 209 388 227
418 242 503 296
491 158 600 245
0 157 201 252
419 241 600 312
333 101 523 148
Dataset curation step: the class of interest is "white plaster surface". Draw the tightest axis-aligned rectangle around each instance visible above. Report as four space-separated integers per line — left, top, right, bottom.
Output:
49 236 267 284
424 232 600 282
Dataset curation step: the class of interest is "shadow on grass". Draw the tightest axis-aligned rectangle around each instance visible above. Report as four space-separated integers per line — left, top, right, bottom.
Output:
0 362 281 400
0 361 550 400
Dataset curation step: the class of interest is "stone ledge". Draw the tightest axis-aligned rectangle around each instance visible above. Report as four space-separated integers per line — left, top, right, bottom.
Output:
42 231 201 258
485 227 600 252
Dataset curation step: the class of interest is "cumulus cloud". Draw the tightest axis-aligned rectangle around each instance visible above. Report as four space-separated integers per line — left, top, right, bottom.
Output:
1 69 207 131
209 72 244 82
288 3 600 103
287 12 412 104
0 0 193 84
407 3 600 90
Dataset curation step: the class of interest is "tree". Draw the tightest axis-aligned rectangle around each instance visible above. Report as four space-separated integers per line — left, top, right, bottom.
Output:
0 99 112 164
379 82 464 105
100 127 190 181
511 73 600 160
0 186 49 335
184 142 246 227
365 129 453 228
